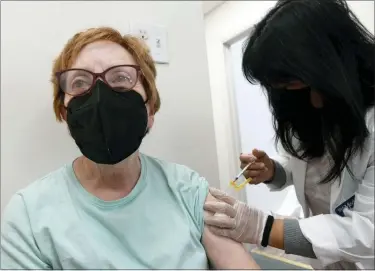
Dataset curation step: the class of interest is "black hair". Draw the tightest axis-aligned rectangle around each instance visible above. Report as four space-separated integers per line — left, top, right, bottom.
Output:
242 0 374 183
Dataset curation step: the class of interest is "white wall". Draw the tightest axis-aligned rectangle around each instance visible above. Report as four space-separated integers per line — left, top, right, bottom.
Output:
347 1 375 31
205 1 374 205
230 37 277 159
202 1 226 15
1 1 219 213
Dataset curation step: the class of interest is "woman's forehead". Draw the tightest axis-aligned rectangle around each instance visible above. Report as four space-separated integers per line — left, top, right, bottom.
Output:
71 41 137 71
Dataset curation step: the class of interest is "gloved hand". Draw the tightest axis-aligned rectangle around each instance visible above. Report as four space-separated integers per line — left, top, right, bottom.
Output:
204 187 268 245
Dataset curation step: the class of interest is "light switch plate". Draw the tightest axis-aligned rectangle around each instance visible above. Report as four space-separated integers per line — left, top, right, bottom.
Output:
130 22 169 64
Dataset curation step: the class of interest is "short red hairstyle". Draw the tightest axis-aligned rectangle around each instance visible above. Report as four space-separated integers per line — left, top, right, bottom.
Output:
51 27 161 122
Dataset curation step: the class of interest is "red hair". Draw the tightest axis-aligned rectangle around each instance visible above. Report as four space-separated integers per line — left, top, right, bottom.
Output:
51 27 161 121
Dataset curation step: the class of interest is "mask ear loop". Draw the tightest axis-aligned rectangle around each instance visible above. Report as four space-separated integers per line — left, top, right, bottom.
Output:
143 96 150 135
59 90 69 111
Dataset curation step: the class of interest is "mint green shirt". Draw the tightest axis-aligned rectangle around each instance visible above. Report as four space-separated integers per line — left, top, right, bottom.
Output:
1 154 209 269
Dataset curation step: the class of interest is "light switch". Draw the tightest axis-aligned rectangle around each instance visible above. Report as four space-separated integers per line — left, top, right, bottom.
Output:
130 23 169 64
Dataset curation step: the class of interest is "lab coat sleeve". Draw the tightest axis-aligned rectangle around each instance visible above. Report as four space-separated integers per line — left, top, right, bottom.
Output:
298 152 374 268
1 194 51 269
284 219 317 258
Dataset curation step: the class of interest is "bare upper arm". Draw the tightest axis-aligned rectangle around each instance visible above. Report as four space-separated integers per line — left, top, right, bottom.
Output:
202 192 260 269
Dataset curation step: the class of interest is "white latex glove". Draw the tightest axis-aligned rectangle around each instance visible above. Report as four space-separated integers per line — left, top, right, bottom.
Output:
204 187 268 245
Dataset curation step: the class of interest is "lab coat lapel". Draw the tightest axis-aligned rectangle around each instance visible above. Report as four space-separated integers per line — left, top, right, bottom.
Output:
292 158 309 217
330 170 343 211
330 153 359 212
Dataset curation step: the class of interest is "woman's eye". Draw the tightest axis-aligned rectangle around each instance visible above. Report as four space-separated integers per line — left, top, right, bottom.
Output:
72 79 89 89
112 74 132 83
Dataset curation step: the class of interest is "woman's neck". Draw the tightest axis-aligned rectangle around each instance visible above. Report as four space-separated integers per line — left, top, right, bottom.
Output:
73 152 141 201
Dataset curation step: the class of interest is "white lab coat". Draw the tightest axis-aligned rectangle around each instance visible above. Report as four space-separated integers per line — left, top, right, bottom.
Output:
270 108 374 270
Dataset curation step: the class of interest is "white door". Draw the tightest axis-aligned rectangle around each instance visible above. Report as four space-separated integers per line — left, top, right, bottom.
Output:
228 37 301 216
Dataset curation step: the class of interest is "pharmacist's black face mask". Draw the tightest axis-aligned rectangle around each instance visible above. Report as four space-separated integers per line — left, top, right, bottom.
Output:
66 80 148 164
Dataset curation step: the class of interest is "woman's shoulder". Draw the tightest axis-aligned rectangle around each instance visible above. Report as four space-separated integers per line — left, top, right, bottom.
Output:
140 153 209 234
140 153 209 199
347 108 374 178
140 153 207 185
362 107 374 158
365 107 374 133
6 164 73 214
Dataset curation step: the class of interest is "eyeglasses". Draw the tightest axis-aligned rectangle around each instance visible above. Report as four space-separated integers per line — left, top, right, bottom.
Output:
55 65 141 96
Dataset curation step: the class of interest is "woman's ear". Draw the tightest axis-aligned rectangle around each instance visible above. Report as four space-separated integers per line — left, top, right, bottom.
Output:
146 102 155 130
147 114 154 130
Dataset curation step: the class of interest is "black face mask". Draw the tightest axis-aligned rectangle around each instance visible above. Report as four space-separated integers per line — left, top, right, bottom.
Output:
67 80 148 165
268 87 314 122
268 86 326 157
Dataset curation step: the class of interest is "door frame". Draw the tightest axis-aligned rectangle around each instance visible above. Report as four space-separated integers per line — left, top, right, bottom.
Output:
220 31 253 203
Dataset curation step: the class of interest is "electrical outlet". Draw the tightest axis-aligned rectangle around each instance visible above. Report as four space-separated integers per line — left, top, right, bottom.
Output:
130 23 169 64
